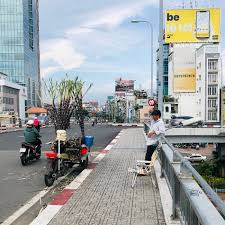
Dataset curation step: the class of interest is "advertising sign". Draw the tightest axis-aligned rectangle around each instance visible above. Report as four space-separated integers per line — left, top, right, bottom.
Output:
165 8 220 43
115 78 134 92
173 47 196 93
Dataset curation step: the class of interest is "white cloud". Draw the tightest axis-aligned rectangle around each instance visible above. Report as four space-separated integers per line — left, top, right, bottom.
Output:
66 0 158 36
41 66 60 78
40 0 158 77
40 39 86 77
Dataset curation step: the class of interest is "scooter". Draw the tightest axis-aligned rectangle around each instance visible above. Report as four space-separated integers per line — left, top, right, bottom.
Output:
20 142 41 166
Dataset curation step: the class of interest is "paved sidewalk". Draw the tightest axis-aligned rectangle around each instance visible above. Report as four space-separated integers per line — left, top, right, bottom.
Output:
49 129 165 225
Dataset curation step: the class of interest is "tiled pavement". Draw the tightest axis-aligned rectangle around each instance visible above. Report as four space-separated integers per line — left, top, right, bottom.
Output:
49 128 165 225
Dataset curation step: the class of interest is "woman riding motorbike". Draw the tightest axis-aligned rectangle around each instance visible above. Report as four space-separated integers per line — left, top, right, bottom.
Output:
34 117 40 132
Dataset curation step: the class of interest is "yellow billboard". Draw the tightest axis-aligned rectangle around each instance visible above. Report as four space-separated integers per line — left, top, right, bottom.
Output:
165 8 220 43
173 47 196 93
174 68 196 92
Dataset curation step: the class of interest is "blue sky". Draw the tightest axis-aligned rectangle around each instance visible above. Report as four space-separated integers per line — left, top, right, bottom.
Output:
39 0 225 103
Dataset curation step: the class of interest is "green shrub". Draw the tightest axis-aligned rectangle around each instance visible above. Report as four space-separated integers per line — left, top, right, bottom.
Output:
203 176 225 189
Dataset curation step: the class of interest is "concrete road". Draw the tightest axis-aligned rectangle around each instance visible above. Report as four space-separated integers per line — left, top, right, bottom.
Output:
0 124 123 223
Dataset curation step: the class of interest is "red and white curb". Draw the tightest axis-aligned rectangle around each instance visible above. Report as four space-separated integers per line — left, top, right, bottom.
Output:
29 130 124 225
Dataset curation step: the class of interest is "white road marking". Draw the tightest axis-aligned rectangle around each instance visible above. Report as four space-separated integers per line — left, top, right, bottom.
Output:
92 153 105 163
65 169 93 190
1 172 71 225
29 205 62 225
111 139 117 144
1 189 49 225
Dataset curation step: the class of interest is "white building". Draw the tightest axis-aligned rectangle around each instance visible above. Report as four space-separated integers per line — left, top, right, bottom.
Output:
196 44 221 123
0 73 27 121
167 43 221 124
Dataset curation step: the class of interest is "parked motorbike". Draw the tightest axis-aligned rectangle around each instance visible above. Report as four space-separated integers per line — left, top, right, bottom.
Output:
20 142 41 166
44 137 89 187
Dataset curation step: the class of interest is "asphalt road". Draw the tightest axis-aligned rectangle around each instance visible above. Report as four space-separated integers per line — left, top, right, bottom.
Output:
0 124 123 223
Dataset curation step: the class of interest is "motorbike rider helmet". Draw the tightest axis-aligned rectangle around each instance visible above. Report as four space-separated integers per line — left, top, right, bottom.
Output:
27 120 34 126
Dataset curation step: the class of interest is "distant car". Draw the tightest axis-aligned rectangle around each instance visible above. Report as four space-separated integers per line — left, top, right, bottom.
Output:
184 154 207 163
170 116 193 127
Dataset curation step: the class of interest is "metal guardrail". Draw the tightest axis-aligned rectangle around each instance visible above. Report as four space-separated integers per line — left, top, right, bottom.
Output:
144 123 225 225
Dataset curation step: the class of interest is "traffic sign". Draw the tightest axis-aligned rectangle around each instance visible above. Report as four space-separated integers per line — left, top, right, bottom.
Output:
148 99 156 107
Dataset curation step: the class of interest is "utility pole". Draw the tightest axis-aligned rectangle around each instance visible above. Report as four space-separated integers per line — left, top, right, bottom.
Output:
220 57 224 128
158 0 164 113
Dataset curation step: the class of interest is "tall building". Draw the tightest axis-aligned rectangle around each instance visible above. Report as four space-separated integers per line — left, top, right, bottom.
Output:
166 43 221 124
0 0 40 107
156 44 169 100
196 45 221 123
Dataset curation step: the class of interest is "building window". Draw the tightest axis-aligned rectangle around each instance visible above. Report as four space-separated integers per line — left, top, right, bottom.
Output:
208 85 217 96
3 97 14 105
208 59 218 71
165 106 169 113
208 111 217 121
199 75 201 81
171 105 178 114
208 99 217 108
208 72 218 83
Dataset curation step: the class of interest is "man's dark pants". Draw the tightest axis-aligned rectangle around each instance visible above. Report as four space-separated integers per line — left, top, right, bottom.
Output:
145 145 157 162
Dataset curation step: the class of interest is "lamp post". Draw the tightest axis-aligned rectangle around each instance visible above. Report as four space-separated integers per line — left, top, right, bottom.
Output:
220 56 224 128
131 20 154 98
158 0 164 113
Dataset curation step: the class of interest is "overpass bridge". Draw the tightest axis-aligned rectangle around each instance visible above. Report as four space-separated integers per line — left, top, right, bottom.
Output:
165 127 225 144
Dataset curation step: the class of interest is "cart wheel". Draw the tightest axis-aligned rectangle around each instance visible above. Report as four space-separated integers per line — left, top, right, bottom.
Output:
44 174 55 187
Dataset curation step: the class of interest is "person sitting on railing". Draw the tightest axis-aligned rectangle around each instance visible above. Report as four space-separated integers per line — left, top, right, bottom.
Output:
145 110 165 163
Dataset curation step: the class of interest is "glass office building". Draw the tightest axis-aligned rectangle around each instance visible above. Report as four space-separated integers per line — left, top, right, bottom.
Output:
0 0 40 106
162 44 169 96
156 44 169 98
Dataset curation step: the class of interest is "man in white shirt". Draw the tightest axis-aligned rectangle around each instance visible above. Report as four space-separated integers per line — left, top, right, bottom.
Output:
145 110 165 162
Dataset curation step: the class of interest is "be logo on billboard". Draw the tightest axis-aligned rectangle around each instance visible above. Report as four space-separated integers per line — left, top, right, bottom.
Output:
165 8 221 43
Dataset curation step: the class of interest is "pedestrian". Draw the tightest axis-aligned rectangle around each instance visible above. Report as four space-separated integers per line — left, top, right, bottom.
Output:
33 117 40 132
145 110 165 162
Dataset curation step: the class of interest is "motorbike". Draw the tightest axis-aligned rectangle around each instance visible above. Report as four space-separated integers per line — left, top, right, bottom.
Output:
20 142 41 166
44 137 89 187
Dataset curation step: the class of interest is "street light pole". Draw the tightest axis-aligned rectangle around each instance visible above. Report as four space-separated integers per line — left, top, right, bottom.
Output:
220 56 224 128
131 20 154 97
158 0 164 113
